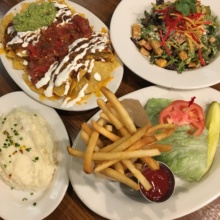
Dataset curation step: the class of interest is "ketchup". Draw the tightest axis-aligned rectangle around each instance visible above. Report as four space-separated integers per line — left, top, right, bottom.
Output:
139 163 175 202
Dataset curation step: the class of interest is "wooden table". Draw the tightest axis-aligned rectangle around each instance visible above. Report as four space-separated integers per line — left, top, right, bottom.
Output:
0 0 220 219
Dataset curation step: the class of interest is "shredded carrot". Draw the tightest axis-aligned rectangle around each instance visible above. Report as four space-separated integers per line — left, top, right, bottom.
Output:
155 0 212 64
187 38 194 52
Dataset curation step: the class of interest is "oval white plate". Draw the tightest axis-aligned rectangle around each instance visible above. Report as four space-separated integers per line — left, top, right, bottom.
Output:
0 91 70 220
0 0 123 111
69 86 220 220
110 0 220 90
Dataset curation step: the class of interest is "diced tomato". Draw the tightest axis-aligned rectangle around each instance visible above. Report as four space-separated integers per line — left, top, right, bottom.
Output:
72 14 93 37
159 98 205 136
27 15 93 84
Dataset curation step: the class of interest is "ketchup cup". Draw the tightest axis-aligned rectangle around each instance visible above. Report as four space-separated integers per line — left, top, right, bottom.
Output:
138 162 175 203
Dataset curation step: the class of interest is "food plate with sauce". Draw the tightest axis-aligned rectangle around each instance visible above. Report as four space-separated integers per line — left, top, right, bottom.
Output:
0 91 70 220
110 0 220 90
69 86 220 220
0 0 123 111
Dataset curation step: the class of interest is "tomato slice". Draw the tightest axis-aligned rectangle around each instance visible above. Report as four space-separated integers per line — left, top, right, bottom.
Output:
159 99 205 136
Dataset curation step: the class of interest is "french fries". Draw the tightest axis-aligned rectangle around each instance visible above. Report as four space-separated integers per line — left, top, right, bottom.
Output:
67 147 160 161
83 118 105 174
100 87 137 134
91 120 120 142
67 86 175 191
101 168 139 190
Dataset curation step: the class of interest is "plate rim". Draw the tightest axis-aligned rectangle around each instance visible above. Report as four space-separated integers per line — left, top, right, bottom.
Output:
0 91 70 220
0 0 124 111
69 85 220 220
110 0 220 90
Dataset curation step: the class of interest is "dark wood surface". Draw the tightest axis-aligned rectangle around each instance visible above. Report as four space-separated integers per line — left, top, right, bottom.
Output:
0 0 220 219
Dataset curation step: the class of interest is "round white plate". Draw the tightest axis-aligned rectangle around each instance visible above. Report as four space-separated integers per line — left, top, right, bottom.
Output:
69 86 220 220
0 0 123 111
110 0 220 90
0 91 70 220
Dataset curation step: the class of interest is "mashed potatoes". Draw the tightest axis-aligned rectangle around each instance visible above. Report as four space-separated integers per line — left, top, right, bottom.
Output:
0 108 57 190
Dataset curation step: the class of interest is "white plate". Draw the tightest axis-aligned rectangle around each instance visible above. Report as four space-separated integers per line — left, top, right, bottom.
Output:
0 0 123 111
0 91 70 220
110 0 220 90
69 86 220 220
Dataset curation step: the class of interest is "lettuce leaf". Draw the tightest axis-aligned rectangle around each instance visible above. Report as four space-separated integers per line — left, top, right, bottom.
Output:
145 98 208 182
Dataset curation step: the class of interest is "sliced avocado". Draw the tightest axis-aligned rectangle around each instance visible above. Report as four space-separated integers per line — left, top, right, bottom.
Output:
205 101 220 170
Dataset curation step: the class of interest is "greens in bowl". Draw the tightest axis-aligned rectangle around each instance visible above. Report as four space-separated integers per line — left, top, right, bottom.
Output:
131 0 220 73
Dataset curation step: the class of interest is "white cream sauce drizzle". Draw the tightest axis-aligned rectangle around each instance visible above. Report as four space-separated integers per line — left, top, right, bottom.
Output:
61 83 88 108
87 59 95 73
6 2 73 49
23 60 28 66
16 49 27 57
94 72 101 81
38 32 109 99
35 61 58 89
54 2 73 25
5 1 111 108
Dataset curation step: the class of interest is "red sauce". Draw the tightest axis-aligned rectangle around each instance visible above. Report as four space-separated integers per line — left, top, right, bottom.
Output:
139 163 175 202
27 14 93 84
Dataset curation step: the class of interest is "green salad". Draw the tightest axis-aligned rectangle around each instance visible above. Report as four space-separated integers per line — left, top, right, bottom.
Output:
145 98 208 182
131 0 220 73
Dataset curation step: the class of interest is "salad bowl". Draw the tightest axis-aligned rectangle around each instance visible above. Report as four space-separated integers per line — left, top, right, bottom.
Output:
110 0 220 90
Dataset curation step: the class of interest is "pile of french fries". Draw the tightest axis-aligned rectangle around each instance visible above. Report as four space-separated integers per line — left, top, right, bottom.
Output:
67 87 176 191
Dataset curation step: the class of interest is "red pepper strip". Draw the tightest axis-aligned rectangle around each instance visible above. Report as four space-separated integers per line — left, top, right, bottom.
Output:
198 48 205 66
189 13 202 20
159 30 171 55
203 21 212 25
190 33 200 43
163 7 173 25
164 14 184 41
163 28 172 42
